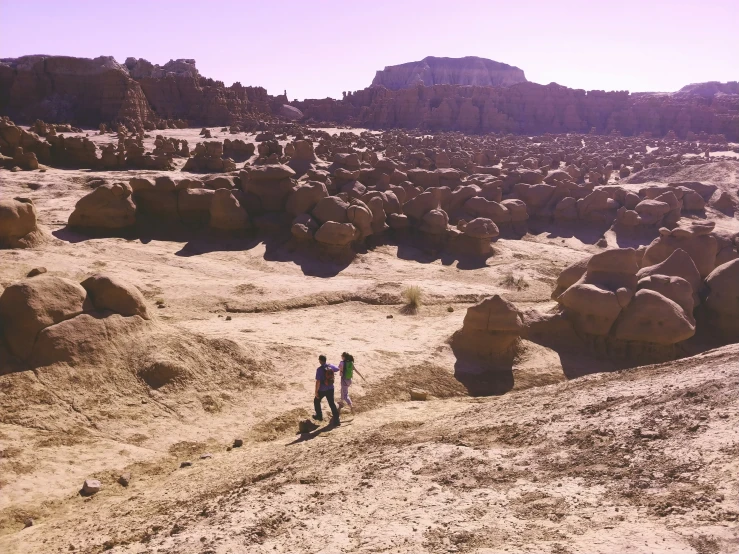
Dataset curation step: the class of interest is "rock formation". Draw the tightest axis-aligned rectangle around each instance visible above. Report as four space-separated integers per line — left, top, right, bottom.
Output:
0 197 44 248
371 56 527 90
0 273 151 366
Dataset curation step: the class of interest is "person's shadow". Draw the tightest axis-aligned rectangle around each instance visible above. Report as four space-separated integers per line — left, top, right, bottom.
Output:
286 420 347 445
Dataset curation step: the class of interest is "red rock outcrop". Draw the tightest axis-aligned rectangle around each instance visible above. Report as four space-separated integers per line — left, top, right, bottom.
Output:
296 82 739 140
371 56 527 90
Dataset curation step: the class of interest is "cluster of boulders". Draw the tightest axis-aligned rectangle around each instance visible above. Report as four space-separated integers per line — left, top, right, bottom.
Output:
453 224 738 364
0 273 150 367
453 243 738 364
29 119 81 136
0 197 44 248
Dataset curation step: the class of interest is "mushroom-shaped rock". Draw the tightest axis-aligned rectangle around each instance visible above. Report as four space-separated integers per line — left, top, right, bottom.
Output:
613 289 696 344
130 177 178 220
0 197 39 247
463 218 499 239
312 196 349 224
314 221 357 246
0 276 92 359
634 199 671 225
702 259 739 340
241 165 296 212
209 189 250 231
80 274 150 319
286 181 328 217
451 295 523 360
69 183 137 230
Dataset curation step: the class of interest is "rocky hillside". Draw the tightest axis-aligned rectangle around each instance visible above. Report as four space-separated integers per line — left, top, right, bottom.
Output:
0 55 276 128
371 55 527 89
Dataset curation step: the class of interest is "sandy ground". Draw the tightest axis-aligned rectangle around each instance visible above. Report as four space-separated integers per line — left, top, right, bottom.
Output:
0 141 737 553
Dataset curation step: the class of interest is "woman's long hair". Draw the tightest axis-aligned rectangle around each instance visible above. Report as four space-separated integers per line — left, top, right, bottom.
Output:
342 352 354 363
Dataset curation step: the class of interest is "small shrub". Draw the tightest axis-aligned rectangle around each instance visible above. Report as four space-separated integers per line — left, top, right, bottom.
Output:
501 272 529 291
401 285 423 314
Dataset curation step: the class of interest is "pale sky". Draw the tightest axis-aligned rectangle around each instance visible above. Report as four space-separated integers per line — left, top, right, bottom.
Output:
1 0 737 100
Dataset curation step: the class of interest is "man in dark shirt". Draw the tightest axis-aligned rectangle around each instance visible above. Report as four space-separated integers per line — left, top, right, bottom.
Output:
314 355 340 425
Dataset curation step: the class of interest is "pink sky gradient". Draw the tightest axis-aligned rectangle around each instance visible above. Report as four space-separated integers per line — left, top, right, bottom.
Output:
1 0 737 100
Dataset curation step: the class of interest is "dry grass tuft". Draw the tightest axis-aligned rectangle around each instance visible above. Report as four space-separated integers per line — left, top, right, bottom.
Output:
401 285 423 314
500 272 529 290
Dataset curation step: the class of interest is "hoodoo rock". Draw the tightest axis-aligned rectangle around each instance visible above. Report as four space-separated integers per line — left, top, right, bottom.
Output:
371 56 527 90
68 183 137 231
701 259 739 340
451 295 523 361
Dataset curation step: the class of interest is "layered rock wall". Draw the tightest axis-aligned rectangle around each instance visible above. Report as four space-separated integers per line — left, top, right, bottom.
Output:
296 82 739 140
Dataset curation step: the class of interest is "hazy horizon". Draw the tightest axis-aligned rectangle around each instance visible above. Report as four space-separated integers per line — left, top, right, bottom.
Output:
1 0 737 100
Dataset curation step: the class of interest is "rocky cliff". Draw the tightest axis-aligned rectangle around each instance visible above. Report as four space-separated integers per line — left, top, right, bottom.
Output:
295 81 739 140
371 56 527 90
0 56 275 128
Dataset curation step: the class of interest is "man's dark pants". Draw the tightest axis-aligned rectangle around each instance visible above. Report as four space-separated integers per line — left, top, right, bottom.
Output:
314 388 339 421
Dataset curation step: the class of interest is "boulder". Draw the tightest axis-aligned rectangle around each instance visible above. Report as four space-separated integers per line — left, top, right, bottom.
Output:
612 289 695 344
312 196 349 224
637 275 694 317
462 218 499 239
80 274 150 319
69 183 137 230
463 197 511 223
291 213 319 240
314 221 357 246
0 276 92 359
451 295 523 360
702 259 739 340
240 165 296 212
0 197 39 247
636 249 701 292
346 201 373 238
558 283 623 336
286 181 328 217
551 256 589 299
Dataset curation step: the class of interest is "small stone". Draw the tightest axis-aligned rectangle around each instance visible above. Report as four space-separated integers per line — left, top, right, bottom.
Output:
81 479 101 495
157 304 166 309
386 314 393 319
225 316 232 321
410 389 428 401
24 518 34 528
447 306 454 312
200 453 213 459
226 446 232 452
233 439 243 448
180 461 193 468
27 267 47 277
118 472 131 487
639 429 660 439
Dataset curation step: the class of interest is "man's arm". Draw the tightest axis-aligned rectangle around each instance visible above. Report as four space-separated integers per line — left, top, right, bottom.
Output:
354 366 366 380
327 364 340 372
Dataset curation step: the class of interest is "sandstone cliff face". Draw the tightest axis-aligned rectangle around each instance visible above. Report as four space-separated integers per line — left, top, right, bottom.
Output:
0 56 154 126
371 56 527 90
296 81 739 140
0 56 274 127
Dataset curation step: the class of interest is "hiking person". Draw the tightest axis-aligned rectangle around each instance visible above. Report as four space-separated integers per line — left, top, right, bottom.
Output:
313 355 340 425
337 352 364 415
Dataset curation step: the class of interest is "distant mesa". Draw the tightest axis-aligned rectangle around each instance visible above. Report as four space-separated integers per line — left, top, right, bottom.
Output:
371 56 528 90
